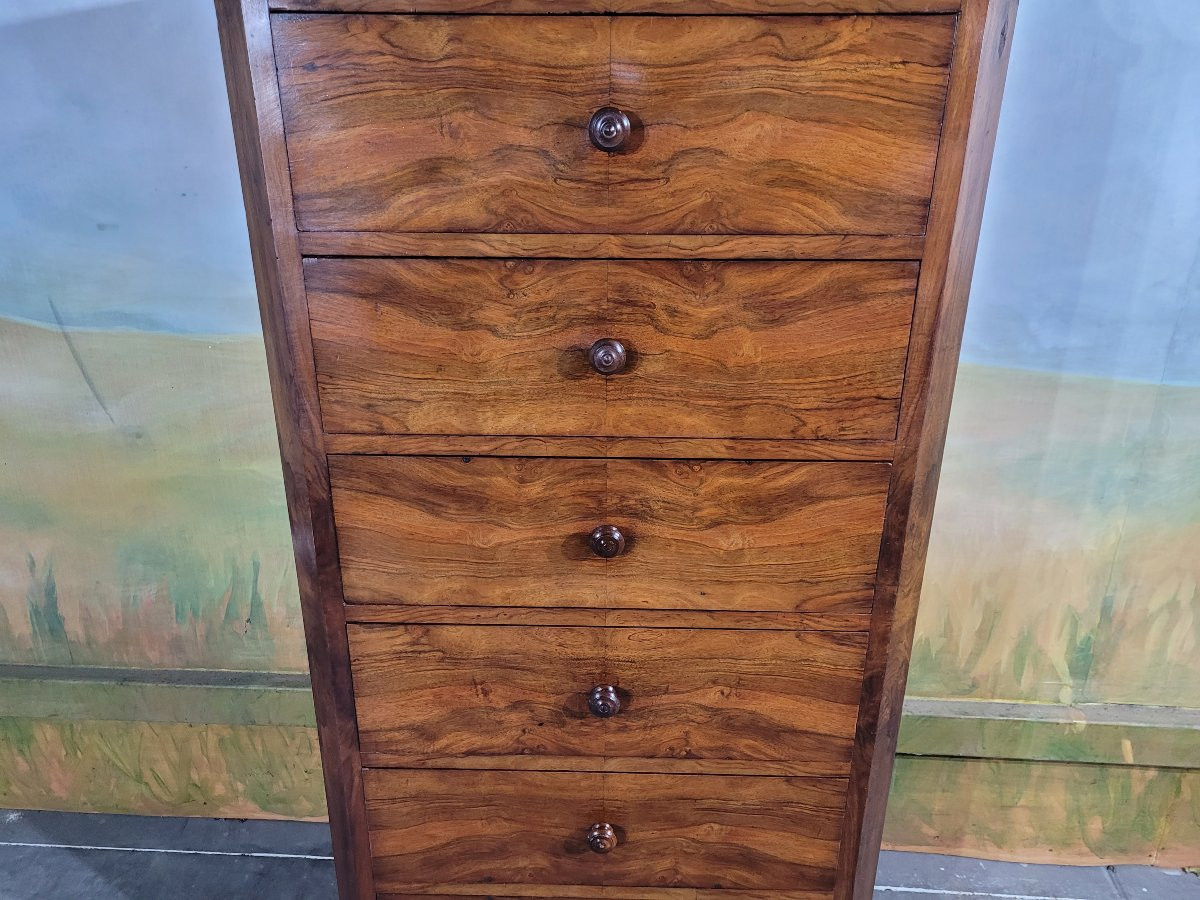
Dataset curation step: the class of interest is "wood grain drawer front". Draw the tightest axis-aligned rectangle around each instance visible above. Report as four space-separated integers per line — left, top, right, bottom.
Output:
306 259 917 441
349 624 866 775
273 14 954 235
329 456 889 613
366 769 845 895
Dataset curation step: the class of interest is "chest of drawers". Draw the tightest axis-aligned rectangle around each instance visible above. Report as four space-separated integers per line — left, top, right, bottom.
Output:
216 1 1016 896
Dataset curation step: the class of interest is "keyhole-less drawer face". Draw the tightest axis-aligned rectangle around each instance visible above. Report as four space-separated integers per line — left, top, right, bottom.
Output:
306 258 918 441
329 455 890 614
273 13 955 235
365 769 847 894
349 623 867 774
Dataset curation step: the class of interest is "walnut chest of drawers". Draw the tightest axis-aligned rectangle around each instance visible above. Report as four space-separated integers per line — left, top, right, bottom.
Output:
216 1 1016 896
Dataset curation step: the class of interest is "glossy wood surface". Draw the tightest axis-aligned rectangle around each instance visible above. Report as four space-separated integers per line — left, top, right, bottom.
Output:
605 16 952 235
297 231 925 260
329 456 890 612
273 14 954 235
349 624 867 774
343 604 873 632
308 259 916 440
376 892 828 900
365 769 847 893
323 434 895 462
276 0 959 12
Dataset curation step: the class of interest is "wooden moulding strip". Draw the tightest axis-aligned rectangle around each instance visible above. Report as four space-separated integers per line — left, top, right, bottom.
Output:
375 888 831 900
342 604 874 631
270 1 961 18
296 232 926 261
321 434 897 462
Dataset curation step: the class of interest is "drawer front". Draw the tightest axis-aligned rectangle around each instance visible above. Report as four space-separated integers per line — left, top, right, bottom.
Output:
330 456 889 613
365 769 845 894
349 624 867 774
274 14 954 235
307 259 917 440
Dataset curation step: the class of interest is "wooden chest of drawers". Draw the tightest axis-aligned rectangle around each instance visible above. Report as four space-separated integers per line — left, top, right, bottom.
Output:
216 1 1016 897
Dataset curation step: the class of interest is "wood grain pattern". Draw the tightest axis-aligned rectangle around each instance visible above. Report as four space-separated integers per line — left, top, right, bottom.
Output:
275 0 959 13
378 891 829 900
329 456 890 613
378 892 828 900
297 231 925 260
307 259 917 440
835 2 1019 899
323 434 896 462
605 16 953 235
379 892 829 900
274 14 607 233
221 2 1015 895
348 624 867 774
365 769 847 893
273 14 954 234
360 754 845 778
214 2 374 897
308 258 602 435
343 604 874 632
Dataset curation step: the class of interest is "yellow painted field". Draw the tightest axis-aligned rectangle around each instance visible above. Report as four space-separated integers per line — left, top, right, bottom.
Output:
915 364 1200 708
0 317 304 672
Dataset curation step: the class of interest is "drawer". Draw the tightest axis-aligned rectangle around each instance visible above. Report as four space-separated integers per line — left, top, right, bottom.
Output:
273 14 954 235
306 259 917 440
349 624 867 774
365 769 846 895
329 456 889 613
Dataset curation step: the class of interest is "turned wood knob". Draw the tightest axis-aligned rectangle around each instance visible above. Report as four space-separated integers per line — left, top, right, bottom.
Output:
588 339 627 375
587 822 618 854
588 107 633 152
587 685 621 718
589 524 626 559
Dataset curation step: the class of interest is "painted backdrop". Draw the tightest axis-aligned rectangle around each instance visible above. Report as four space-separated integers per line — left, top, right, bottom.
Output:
0 0 1196 861
884 0 1200 864
0 0 322 819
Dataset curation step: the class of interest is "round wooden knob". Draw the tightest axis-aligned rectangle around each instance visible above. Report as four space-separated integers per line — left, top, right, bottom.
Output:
588 107 633 152
589 524 626 559
588 685 621 718
587 822 618 854
589 339 627 375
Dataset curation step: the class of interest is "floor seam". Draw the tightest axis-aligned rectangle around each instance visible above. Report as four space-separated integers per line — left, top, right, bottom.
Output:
0 840 332 861
876 887 1095 900
1105 864 1134 900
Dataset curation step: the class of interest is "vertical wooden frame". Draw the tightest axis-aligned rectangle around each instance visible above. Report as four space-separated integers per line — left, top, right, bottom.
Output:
215 1 375 897
836 1 1019 897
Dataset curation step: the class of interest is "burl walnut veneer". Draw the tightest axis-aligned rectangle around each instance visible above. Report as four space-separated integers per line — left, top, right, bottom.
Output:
216 1 1016 896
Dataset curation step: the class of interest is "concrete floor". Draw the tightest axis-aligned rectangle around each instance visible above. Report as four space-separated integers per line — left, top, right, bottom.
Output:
1 808 1196 899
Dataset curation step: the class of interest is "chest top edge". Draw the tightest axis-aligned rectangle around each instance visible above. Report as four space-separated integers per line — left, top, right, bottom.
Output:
268 1 962 16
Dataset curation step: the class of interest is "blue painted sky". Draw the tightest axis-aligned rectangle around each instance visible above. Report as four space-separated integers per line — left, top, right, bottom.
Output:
966 0 1200 385
0 0 260 334
0 0 1197 383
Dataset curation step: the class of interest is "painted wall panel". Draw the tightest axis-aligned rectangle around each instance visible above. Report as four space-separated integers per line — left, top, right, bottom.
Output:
883 756 1190 865
0 1 303 674
0 0 1196 864
907 0 1200 715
